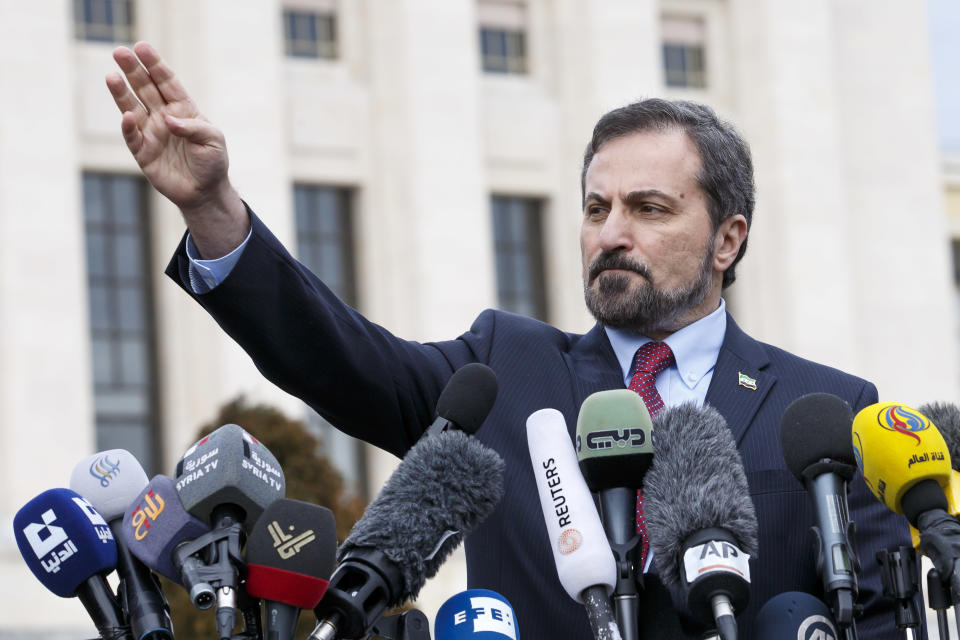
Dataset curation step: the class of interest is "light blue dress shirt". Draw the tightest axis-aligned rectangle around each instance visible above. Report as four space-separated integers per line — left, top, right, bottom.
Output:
184 230 253 294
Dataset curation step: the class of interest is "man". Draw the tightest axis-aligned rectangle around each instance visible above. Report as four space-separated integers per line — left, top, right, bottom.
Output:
107 42 909 638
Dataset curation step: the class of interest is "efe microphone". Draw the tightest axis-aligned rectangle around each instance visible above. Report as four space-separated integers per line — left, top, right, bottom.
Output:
15 488 126 640
526 408 622 640
575 389 653 640
71 449 174 640
644 402 758 640
780 393 861 638
434 589 519 640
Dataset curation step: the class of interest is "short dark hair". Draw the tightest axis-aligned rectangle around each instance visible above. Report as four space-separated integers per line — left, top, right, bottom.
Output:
581 99 755 288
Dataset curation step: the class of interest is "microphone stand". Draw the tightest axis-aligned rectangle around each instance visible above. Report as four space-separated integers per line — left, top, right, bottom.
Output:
365 610 430 640
876 547 921 640
598 488 641 640
928 568 953 640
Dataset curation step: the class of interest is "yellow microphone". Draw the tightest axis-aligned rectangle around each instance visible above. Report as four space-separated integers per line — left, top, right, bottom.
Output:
851 402 951 516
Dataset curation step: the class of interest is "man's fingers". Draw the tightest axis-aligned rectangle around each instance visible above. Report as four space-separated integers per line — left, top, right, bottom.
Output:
105 71 147 120
120 111 144 155
132 42 193 106
112 45 166 113
165 114 222 146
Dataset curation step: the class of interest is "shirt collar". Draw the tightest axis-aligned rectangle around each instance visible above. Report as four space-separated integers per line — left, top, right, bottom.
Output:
604 298 727 389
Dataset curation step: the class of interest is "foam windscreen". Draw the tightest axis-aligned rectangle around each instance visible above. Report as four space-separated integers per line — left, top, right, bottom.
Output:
174 423 285 527
14 488 117 597
780 393 857 480
435 363 499 435
246 498 337 609
575 389 653 490
919 402 960 469
69 449 149 522
123 475 210 582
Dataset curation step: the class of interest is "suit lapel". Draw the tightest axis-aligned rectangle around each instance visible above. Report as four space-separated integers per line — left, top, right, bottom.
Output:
561 323 624 435
706 313 776 445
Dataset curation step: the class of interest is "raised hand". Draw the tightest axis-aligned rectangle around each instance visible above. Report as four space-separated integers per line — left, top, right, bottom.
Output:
106 42 248 258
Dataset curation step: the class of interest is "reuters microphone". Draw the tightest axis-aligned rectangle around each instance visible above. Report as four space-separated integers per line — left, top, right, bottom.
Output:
852 402 960 596
435 589 518 640
526 408 622 640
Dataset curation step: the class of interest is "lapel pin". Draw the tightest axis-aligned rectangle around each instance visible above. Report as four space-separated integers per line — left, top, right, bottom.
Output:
738 371 757 390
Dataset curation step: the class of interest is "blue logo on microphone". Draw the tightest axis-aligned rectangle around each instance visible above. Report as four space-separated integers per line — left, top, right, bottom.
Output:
89 454 121 487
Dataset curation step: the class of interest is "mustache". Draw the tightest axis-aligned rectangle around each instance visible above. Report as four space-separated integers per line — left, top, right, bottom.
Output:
587 252 652 284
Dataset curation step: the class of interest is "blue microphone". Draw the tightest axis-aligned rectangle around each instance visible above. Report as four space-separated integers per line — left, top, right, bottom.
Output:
14 488 126 637
434 589 519 640
753 592 838 640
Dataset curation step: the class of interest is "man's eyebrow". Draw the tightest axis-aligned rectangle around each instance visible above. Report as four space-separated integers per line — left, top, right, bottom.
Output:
583 192 609 206
622 189 679 207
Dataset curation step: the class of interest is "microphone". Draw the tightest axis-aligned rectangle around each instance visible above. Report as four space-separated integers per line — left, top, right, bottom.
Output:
245 498 337 640
753 592 839 640
310 430 505 639
918 402 960 464
425 363 499 437
526 408 621 640
71 450 174 640
779 393 861 636
434 589 519 639
851 402 960 594
643 402 758 640
123 475 213 605
174 423 286 639
14 488 126 639
575 389 653 640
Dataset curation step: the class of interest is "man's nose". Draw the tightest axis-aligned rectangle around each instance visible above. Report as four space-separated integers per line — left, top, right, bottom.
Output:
597 207 633 252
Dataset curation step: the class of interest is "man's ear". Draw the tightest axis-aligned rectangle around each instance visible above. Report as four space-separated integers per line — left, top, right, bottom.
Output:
713 214 748 272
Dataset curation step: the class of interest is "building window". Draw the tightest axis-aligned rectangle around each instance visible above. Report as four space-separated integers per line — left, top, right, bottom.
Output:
293 184 366 495
82 173 160 474
491 195 548 320
662 15 707 89
283 8 338 59
73 0 134 43
478 1 528 74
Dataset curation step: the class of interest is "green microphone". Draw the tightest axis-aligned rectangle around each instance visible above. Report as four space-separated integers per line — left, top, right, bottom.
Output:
576 389 654 640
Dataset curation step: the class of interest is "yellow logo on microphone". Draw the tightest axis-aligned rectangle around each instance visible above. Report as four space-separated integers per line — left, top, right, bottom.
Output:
852 402 951 513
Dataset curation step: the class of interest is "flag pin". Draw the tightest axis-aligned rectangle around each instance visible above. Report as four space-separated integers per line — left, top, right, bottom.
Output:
738 371 757 390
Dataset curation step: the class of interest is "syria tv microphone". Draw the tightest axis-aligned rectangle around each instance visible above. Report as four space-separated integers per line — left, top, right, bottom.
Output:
123 475 213 606
174 423 287 639
575 389 653 640
851 402 960 594
71 450 174 640
14 488 126 640
245 499 337 640
779 393 861 636
753 592 839 640
644 403 758 640
526 408 622 640
434 589 519 640
310 432 505 639
424 363 499 437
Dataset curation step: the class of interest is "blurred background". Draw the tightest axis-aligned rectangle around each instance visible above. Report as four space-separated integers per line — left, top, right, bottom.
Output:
1 0 959 636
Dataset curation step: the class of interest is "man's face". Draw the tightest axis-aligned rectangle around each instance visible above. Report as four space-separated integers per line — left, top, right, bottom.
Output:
580 128 720 334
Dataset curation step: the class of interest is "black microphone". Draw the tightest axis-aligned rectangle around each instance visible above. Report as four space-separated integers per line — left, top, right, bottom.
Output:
780 393 861 637
919 402 960 467
424 363 498 437
644 402 758 640
753 591 839 640
71 449 174 640
174 423 286 639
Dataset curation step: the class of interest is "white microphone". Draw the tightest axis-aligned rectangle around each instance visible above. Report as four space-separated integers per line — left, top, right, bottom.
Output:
526 408 622 640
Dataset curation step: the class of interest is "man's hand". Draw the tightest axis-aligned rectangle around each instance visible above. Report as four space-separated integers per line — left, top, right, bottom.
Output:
106 41 249 258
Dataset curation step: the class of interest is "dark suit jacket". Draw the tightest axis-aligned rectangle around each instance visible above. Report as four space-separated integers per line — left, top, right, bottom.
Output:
168 212 912 639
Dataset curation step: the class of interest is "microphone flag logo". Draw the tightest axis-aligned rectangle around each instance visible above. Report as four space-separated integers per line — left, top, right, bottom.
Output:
878 405 927 445
23 509 69 559
89 453 121 487
267 520 316 559
130 490 166 540
558 528 583 555
796 613 837 640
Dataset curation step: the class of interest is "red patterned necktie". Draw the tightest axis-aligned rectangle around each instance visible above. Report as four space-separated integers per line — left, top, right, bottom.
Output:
627 341 675 570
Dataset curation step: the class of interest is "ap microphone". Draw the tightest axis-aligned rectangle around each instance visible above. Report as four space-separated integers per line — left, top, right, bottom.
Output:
123 475 213 605
434 589 519 639
425 363 499 437
246 498 337 640
753 592 839 640
14 488 126 639
779 393 861 636
71 450 174 640
575 389 653 640
310 429 505 640
526 408 621 640
175 423 286 639
644 402 758 640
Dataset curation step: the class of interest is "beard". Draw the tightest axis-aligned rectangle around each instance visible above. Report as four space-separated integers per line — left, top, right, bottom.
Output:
583 243 715 334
